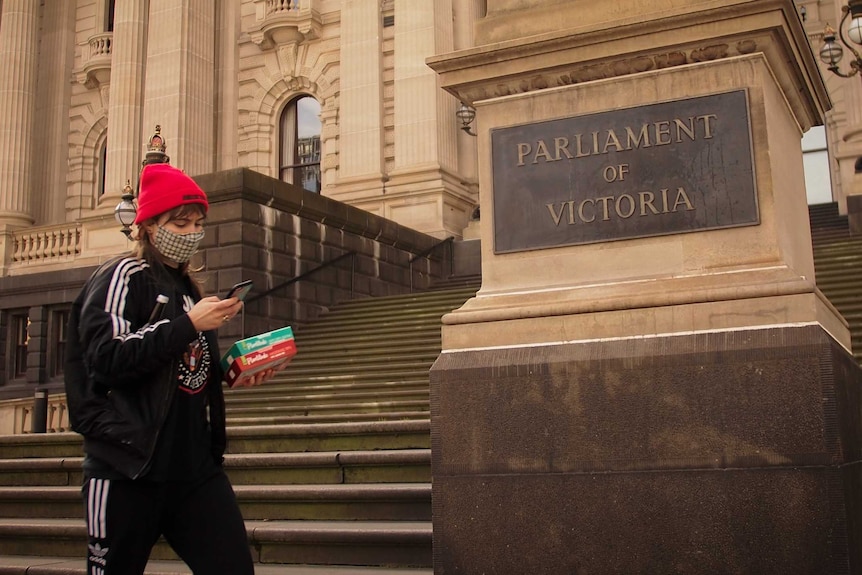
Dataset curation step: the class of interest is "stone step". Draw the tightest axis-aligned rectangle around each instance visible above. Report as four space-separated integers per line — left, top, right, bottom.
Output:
282 362 434 379
0 556 432 575
0 519 432 568
331 288 476 310
225 389 428 410
224 420 431 455
291 335 440 353
224 378 430 398
295 316 446 336
226 401 429 423
0 449 431 487
0 483 431 522
240 370 429 388
294 329 441 346
302 302 468 323
0 421 431 459
288 345 441 364
286 352 440 371
225 409 430 427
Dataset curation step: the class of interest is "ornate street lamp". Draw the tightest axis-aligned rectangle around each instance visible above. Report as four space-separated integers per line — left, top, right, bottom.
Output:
456 103 477 136
819 1 862 80
113 125 172 236
114 180 136 238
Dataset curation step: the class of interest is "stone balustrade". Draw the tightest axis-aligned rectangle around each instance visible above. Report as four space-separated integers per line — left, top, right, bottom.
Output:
88 32 113 59
11 224 81 265
0 394 68 435
77 32 113 88
252 0 320 47
266 0 300 12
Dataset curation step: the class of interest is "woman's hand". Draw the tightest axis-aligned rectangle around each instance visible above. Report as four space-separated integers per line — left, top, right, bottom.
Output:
232 368 276 388
187 296 243 332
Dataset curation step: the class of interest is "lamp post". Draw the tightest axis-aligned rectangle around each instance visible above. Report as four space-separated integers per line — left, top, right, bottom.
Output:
819 0 862 80
112 125 171 236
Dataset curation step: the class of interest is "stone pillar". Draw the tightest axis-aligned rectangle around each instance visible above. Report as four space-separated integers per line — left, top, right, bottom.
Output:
0 0 39 228
216 0 240 171
392 0 457 174
143 0 215 175
103 0 148 202
335 0 385 182
32 1 75 225
428 1 862 573
383 0 471 238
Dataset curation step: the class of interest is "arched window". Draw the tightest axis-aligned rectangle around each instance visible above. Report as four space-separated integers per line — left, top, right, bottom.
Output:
279 95 321 193
97 140 107 197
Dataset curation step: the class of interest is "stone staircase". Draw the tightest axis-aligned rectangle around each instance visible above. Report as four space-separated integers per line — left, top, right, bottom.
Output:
809 202 862 363
0 283 478 574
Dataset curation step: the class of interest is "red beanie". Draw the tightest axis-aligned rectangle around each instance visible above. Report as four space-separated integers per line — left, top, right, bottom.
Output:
134 164 209 225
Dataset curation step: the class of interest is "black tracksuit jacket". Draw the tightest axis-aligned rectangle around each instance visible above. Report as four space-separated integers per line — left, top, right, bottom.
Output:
64 256 227 480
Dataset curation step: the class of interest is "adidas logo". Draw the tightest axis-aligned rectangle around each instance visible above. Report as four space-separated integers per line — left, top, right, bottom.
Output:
89 542 109 557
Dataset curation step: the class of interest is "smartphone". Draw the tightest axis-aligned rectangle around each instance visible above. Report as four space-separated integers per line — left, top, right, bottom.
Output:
225 279 253 301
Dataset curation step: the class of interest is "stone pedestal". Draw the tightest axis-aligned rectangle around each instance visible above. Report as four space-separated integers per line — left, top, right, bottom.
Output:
428 1 862 572
433 325 862 574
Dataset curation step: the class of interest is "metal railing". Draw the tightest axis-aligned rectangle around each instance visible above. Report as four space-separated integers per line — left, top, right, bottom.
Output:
409 236 454 292
246 250 357 306
239 252 356 337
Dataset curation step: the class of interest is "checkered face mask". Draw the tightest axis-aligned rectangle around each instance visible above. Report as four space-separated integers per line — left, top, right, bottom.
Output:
153 225 205 263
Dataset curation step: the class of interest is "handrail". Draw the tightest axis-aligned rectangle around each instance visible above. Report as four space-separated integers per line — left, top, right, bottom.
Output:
245 250 357 305
408 236 454 264
409 236 454 292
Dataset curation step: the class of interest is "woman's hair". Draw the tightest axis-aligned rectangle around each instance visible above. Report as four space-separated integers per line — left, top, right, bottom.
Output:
131 204 207 298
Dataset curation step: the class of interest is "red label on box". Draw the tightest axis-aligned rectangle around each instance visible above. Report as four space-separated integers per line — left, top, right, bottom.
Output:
224 338 297 388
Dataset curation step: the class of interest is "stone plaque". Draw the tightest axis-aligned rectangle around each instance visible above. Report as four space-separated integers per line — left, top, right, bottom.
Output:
491 90 758 253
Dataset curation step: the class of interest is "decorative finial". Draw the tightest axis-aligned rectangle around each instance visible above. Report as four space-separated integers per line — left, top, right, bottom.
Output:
142 125 170 167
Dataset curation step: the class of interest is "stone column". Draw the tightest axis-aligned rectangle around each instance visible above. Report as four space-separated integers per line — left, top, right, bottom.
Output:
392 0 457 174
103 0 148 202
143 0 215 175
32 1 75 225
336 0 385 181
0 0 39 228
216 0 240 171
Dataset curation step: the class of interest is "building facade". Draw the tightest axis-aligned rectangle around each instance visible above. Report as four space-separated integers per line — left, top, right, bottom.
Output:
0 0 483 280
0 0 857 392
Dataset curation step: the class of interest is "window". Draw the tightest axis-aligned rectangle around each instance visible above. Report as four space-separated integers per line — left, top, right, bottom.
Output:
12 314 29 379
51 309 70 379
98 140 107 197
802 126 833 205
279 96 321 193
106 0 116 32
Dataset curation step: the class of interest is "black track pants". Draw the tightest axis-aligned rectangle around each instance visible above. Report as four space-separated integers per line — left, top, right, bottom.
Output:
82 469 254 575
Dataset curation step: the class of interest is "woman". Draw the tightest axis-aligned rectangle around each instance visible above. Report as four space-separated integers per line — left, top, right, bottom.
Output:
65 163 269 574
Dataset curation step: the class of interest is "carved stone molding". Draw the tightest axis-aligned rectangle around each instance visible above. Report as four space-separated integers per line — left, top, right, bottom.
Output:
455 39 763 104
